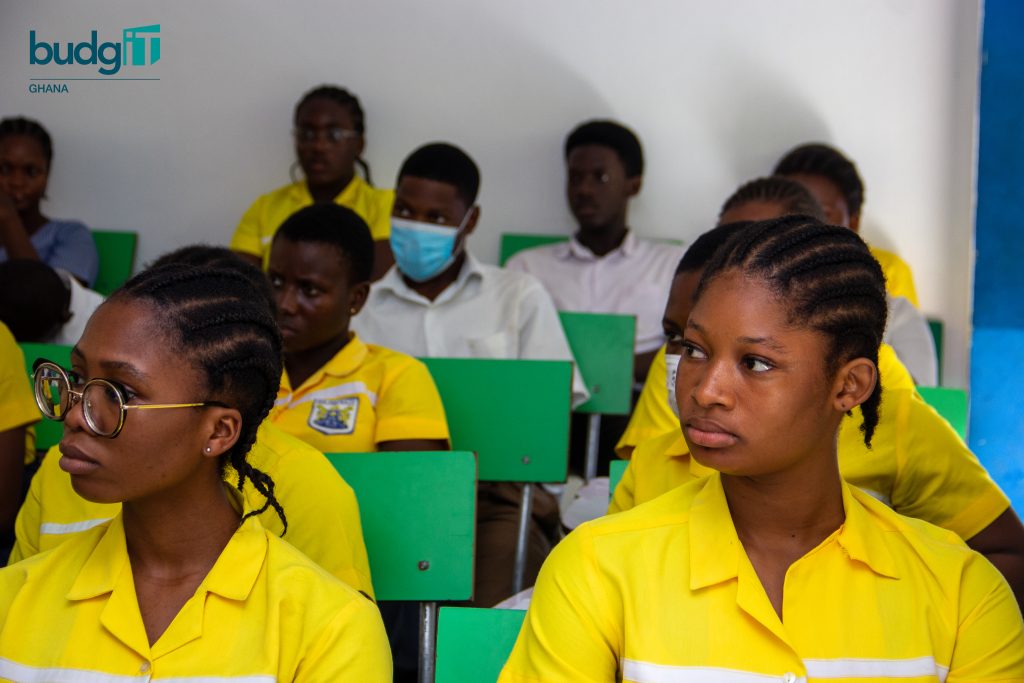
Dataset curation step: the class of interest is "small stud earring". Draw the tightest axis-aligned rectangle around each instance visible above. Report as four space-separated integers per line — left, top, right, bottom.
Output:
349 307 357 315
205 446 212 453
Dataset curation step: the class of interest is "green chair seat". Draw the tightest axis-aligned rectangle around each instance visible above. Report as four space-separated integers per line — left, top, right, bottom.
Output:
609 459 628 502
91 230 138 295
916 386 968 440
559 312 635 416
436 607 526 682
325 450 477 602
422 358 573 483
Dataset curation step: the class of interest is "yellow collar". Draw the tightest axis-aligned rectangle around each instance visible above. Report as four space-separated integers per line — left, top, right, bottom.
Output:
687 472 900 592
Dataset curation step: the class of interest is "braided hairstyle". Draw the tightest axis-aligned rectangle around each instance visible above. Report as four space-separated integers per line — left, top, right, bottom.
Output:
697 215 887 446
719 176 826 222
112 263 287 531
148 244 276 315
773 143 864 218
0 116 53 165
294 85 374 185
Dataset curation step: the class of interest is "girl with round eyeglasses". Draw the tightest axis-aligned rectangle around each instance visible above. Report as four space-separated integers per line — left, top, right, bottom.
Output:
0 263 391 681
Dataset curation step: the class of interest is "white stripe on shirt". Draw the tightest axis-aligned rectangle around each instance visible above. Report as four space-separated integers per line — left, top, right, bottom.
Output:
804 656 949 680
39 518 112 536
0 658 277 683
274 381 378 409
622 660 805 683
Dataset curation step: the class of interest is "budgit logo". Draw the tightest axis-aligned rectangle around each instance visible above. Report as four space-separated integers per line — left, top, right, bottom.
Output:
29 25 160 77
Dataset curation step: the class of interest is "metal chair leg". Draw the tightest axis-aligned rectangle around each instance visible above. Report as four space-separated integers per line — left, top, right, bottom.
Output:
512 482 534 594
584 413 602 482
419 600 438 683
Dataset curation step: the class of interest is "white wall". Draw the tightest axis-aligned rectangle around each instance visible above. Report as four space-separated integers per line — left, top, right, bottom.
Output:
0 0 980 387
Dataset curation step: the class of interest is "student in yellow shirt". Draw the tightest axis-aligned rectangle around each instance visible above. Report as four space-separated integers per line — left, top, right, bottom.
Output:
0 262 391 680
231 85 395 279
773 142 919 305
502 216 1024 682
268 203 448 681
0 321 38 560
614 194 1024 603
7 245 375 598
267 203 450 453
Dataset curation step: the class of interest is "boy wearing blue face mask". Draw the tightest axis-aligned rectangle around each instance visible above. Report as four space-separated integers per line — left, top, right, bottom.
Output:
352 142 587 607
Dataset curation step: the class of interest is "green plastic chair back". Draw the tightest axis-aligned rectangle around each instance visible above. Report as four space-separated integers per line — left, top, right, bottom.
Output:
422 358 572 483
499 233 567 266
91 230 138 295
927 318 944 386
609 459 628 501
436 607 525 682
19 342 73 450
559 312 635 416
326 451 477 601
917 387 968 440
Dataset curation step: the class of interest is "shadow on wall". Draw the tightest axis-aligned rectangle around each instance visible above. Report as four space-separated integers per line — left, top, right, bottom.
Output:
696 53 832 196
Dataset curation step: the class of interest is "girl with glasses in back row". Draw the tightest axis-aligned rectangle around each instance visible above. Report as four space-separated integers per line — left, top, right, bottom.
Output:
0 263 391 681
230 85 395 279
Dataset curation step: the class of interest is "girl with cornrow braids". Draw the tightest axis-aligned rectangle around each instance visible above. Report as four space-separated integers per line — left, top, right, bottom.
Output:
0 116 99 286
502 216 1024 682
232 85 395 279
0 263 391 680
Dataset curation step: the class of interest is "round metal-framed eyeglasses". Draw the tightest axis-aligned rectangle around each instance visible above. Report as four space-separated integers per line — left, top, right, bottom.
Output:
32 359 223 439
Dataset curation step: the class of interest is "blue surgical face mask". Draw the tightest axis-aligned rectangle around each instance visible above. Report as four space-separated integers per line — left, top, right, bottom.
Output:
665 352 681 418
389 210 473 282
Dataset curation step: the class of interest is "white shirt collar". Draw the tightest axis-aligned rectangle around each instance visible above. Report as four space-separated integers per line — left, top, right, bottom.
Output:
373 252 485 306
561 230 638 262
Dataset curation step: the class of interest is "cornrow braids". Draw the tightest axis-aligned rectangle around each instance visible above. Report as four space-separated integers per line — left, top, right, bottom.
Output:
698 215 887 446
773 143 864 217
0 116 53 164
114 263 288 532
294 84 374 185
719 176 826 222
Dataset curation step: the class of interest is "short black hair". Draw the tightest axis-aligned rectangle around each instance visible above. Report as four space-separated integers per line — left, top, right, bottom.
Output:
397 142 480 207
273 204 375 283
149 245 275 315
720 176 826 222
675 222 753 276
773 143 865 217
0 116 53 165
564 120 644 178
0 260 69 341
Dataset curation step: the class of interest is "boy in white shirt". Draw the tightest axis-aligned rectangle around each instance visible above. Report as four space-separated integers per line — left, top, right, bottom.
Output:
353 142 584 608
506 120 685 383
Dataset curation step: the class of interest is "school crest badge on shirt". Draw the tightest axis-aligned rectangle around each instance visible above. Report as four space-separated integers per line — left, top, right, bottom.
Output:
309 397 359 435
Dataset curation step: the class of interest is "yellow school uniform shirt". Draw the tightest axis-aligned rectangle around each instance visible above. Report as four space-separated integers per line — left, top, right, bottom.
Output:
618 343 915 455
0 323 39 463
271 333 449 454
231 176 394 264
870 245 919 307
0 513 392 681
8 423 375 598
502 473 1024 682
610 349 1009 542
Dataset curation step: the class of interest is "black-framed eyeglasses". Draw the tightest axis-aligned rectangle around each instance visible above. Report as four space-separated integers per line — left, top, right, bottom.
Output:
32 359 225 439
292 126 360 145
